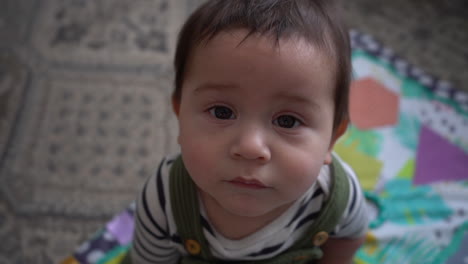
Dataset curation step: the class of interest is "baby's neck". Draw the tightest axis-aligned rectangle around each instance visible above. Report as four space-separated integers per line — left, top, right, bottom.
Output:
199 190 292 240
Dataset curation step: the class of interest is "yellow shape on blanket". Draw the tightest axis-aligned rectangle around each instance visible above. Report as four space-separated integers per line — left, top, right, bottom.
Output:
364 232 379 255
404 209 416 225
354 231 379 263
105 257 124 264
354 260 368 264
334 142 382 190
60 256 79 264
397 159 415 180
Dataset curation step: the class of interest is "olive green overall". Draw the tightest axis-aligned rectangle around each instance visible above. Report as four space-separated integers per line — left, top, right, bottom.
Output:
122 156 349 264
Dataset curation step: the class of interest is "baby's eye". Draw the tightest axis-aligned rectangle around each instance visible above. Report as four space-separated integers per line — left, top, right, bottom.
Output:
273 115 301 128
209 106 235 120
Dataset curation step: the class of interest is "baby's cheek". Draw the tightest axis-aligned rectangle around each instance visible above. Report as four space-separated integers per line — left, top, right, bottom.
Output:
283 155 321 190
180 137 218 177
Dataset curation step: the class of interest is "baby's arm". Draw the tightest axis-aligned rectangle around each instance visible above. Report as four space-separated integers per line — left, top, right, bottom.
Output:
318 157 369 263
318 236 366 264
131 158 180 264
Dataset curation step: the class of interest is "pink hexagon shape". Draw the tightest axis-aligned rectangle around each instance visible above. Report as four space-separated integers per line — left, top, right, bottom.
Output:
349 77 400 130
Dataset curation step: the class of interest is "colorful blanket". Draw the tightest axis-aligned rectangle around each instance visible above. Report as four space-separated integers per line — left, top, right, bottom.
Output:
343 30 468 264
61 30 468 264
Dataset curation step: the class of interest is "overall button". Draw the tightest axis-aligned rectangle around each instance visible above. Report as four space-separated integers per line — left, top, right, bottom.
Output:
185 239 202 255
313 231 329 246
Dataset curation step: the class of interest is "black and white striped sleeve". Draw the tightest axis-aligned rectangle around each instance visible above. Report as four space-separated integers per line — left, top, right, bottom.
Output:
130 158 180 264
331 158 369 239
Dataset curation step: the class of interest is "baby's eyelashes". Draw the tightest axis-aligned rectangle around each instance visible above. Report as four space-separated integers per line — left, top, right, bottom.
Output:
208 105 236 120
273 115 302 129
206 105 305 129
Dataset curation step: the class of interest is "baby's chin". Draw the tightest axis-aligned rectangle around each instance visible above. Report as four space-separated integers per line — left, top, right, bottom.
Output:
219 195 294 220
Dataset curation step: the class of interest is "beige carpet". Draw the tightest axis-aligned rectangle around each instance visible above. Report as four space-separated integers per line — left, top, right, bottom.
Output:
0 0 466 262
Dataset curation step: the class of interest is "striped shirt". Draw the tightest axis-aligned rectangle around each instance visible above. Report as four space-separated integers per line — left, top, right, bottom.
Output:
131 153 368 263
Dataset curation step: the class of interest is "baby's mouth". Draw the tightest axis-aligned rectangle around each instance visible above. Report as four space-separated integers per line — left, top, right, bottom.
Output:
228 177 270 189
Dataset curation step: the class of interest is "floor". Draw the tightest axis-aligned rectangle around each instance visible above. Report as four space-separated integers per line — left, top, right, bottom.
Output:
0 0 467 262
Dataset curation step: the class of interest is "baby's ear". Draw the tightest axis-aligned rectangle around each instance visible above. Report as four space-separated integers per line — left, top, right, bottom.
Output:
332 119 349 143
172 95 180 117
171 95 181 145
324 119 349 165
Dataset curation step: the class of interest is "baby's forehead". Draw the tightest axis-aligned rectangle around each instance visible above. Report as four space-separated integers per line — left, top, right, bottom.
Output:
195 29 337 81
202 28 330 52
187 29 337 101
195 29 335 67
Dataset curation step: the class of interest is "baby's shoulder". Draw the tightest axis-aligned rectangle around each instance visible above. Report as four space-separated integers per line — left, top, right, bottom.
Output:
145 154 181 201
153 154 180 177
316 154 359 198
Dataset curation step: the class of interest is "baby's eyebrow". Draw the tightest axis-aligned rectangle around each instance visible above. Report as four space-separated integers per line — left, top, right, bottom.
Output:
193 82 238 94
192 83 321 110
273 92 321 110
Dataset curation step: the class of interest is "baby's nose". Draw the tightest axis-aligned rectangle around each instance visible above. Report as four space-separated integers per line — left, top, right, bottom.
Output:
229 126 271 162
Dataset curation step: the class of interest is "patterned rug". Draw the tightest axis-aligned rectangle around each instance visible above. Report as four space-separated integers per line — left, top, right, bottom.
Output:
0 0 467 263
0 0 200 262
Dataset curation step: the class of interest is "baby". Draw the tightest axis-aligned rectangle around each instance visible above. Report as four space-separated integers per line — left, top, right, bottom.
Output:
130 0 368 263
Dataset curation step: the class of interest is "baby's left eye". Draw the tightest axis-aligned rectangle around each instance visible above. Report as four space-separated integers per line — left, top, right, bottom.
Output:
273 115 301 128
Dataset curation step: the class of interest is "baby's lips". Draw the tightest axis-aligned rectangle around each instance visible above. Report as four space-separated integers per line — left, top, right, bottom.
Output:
229 177 270 189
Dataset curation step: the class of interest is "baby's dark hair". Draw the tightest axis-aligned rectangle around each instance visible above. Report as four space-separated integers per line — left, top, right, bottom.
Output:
173 0 351 133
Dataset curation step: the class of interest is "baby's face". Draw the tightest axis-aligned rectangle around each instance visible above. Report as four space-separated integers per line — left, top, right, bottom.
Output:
175 29 336 219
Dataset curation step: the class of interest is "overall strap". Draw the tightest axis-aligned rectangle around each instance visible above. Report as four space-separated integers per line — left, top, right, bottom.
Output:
291 155 350 250
241 156 351 264
170 156 213 261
